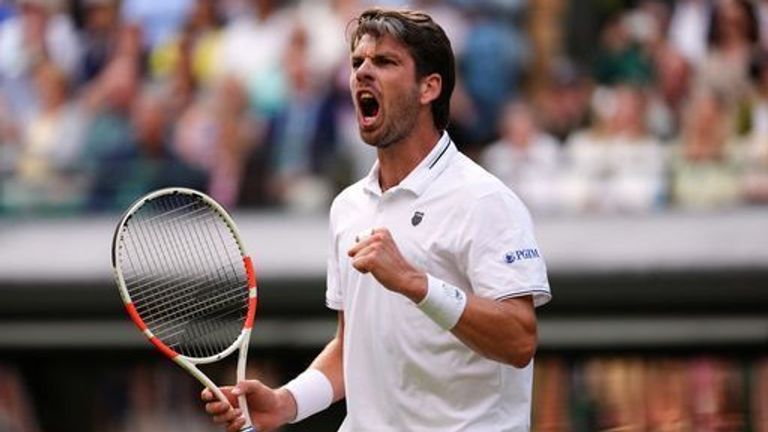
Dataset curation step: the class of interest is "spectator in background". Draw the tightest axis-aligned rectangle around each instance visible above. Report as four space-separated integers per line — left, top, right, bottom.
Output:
561 85 666 213
214 0 293 116
647 42 692 141
260 24 340 212
126 86 206 203
0 0 14 23
623 1 692 141
689 358 746 431
668 0 711 67
79 26 143 209
173 75 258 208
696 0 759 111
0 0 81 78
459 3 529 145
742 52 768 203
79 24 143 156
120 0 193 51
294 0 357 87
0 0 81 123
644 359 690 431
415 0 468 55
88 83 206 211
592 12 654 86
0 81 20 183
531 59 592 143
77 0 120 84
150 0 224 87
757 0 768 51
481 100 562 214
298 0 373 186
150 0 227 117
6 61 87 211
80 62 138 209
584 357 647 431
670 89 744 210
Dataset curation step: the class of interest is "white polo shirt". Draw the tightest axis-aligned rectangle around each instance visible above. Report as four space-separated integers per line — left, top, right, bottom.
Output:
326 132 551 431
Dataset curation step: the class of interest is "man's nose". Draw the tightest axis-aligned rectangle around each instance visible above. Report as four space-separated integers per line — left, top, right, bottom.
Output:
355 59 374 82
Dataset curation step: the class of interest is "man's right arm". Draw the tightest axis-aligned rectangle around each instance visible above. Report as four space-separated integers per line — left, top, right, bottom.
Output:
305 311 346 402
202 312 345 432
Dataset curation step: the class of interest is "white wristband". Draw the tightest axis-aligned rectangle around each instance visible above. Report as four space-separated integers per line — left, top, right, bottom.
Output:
417 275 468 330
283 369 334 423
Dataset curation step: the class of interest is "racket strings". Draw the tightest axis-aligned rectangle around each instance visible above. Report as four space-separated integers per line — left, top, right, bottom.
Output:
126 261 243 318
176 307 246 358
140 285 249 340
151 194 246 357
119 193 249 359
124 208 245 287
137 199 244 357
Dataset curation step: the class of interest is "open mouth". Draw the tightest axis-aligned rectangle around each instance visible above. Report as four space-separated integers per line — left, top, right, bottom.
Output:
357 91 380 126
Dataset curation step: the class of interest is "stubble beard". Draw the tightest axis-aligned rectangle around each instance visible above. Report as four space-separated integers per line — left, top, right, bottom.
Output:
360 88 421 149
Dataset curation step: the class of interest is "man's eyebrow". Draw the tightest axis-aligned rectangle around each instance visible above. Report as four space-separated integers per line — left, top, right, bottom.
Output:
374 49 403 59
351 50 403 61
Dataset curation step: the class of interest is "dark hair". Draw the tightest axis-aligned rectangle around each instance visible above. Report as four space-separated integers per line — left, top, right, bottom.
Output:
348 8 455 131
707 0 759 48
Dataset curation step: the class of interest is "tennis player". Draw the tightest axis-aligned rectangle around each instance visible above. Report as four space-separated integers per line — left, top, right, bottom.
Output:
203 7 551 431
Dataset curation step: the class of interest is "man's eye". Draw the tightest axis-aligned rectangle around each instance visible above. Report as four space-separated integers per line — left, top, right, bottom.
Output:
352 59 363 69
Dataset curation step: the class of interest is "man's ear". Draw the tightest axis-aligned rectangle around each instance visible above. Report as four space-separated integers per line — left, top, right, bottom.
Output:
420 73 442 105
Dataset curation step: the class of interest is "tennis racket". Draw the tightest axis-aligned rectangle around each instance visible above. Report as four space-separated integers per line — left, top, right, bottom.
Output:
111 187 257 432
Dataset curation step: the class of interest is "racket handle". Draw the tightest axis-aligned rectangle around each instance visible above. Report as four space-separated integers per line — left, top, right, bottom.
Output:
239 427 256 432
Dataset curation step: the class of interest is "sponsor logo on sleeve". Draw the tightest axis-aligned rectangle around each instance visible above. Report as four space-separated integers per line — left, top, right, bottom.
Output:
504 248 540 264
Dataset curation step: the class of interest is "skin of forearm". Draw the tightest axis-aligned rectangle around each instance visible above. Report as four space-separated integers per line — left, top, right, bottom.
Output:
393 268 537 368
308 313 346 402
451 295 537 368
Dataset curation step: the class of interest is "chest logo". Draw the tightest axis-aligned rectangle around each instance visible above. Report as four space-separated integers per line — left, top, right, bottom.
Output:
411 211 424 226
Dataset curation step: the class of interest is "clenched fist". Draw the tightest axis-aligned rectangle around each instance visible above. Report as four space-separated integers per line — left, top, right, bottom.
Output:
347 228 428 303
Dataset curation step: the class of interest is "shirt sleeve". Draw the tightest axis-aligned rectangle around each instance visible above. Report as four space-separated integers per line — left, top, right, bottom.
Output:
325 206 343 311
462 190 551 307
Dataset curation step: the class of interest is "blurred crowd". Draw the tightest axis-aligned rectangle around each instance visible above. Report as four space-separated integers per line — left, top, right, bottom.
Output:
1 0 768 215
533 355 768 432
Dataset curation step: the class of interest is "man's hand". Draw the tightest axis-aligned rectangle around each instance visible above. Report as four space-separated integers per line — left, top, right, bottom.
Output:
347 228 427 303
202 380 297 432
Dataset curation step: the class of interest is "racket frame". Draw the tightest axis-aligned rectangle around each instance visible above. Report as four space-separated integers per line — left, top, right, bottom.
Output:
112 187 257 431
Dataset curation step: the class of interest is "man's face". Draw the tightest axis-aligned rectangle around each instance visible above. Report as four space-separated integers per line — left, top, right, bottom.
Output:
349 33 421 148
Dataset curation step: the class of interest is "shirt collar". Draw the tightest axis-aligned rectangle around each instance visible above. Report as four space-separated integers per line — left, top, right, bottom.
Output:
362 131 457 197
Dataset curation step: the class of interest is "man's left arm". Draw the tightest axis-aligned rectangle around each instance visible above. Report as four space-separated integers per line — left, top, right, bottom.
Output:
348 229 538 368
451 294 536 368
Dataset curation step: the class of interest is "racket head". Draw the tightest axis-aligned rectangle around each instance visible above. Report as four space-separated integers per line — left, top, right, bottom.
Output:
112 187 257 364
